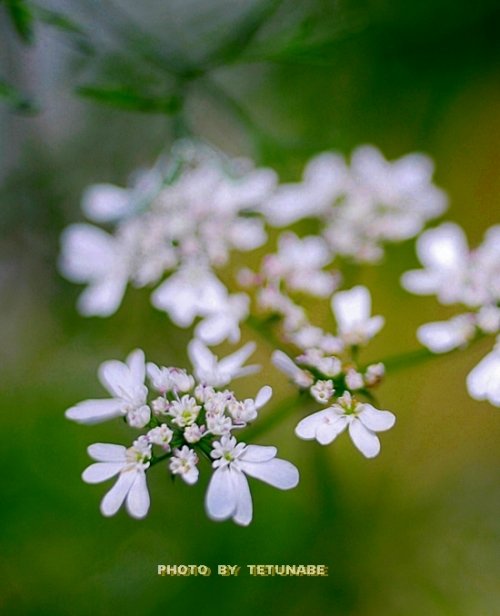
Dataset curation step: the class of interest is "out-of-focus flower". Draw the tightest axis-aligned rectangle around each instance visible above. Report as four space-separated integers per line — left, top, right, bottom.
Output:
169 446 199 484
466 337 500 407
205 435 299 526
82 440 151 519
66 349 150 426
331 285 384 346
417 314 476 353
272 350 314 388
188 339 259 387
295 392 395 458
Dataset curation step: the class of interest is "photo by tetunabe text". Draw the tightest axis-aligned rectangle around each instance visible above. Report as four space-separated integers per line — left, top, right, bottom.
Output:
158 564 329 577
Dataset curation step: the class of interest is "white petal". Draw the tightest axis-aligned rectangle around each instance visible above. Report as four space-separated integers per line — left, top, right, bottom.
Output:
240 458 299 490
65 399 123 424
219 342 256 374
365 315 385 338
348 420 381 458
357 405 396 431
87 443 127 462
188 339 216 373
401 269 440 295
125 472 150 519
332 286 371 332
195 314 234 346
82 184 130 222
205 467 237 521
127 349 146 383
416 223 468 270
77 278 127 317
417 320 467 353
98 360 132 398
255 386 272 409
240 444 277 462
181 467 199 485
315 416 348 445
100 471 136 516
295 409 336 440
232 469 253 526
466 351 500 405
59 224 117 282
82 462 124 483
272 350 301 379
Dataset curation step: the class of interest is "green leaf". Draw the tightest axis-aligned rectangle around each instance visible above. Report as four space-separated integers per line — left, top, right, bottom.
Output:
77 84 182 115
0 79 38 114
3 0 35 44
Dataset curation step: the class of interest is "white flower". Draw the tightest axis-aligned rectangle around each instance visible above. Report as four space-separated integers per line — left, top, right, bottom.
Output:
345 369 364 390
82 440 151 518
151 262 228 327
227 386 273 425
184 424 205 443
147 364 194 393
401 223 498 307
417 314 476 353
194 293 250 345
206 414 233 435
66 349 150 426
271 350 314 387
466 339 500 407
295 392 395 458
364 363 385 386
263 232 338 297
169 446 199 485
168 395 201 427
310 380 335 404
477 305 500 335
331 286 384 346
205 435 299 526
147 424 173 449
188 339 259 387
59 224 129 317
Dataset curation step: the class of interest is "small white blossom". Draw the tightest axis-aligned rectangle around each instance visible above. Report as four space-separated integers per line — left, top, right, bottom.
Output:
345 369 364 390
195 293 250 345
227 386 273 425
147 364 194 393
188 339 259 387
205 435 299 526
82 441 151 518
364 363 385 386
147 424 173 449
151 396 169 415
206 414 233 435
184 424 205 443
310 380 335 404
331 286 384 346
66 349 150 426
295 392 395 458
169 446 199 485
477 305 500 335
168 395 201 427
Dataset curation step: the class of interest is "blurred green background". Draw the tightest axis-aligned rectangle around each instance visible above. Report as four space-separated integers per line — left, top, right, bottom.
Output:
1 1 500 614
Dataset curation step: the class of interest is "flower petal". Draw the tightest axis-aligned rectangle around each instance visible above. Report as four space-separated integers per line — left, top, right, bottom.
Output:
100 471 136 517
348 420 381 458
232 469 253 526
87 443 127 462
332 286 371 333
219 342 256 374
126 349 146 384
240 444 277 463
82 462 124 483
255 386 272 409
295 409 335 440
125 472 150 519
240 458 299 490
357 405 396 431
315 416 348 445
416 223 468 270
205 467 237 521
65 399 123 424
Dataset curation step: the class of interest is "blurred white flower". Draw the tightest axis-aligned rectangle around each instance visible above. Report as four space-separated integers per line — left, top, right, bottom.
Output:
205 435 299 526
466 338 500 407
169 446 199 485
82 440 151 519
227 385 273 425
331 285 384 346
417 314 476 353
194 292 250 345
188 339 259 387
66 349 150 426
295 392 395 458
271 350 314 388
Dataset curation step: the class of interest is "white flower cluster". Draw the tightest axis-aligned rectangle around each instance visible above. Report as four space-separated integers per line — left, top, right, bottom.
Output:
402 222 500 406
262 145 447 262
271 286 395 457
66 346 299 524
59 142 277 346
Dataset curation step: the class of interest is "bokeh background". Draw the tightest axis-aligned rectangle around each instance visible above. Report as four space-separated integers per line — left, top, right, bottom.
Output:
1 1 500 614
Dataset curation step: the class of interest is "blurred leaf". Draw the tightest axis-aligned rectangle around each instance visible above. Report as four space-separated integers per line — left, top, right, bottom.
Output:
0 78 37 113
2 0 34 43
77 84 182 114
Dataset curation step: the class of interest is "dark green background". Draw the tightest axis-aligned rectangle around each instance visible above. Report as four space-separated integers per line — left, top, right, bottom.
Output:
1 1 500 614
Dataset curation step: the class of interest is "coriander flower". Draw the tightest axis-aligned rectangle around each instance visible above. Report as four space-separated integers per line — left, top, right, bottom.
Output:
466 338 500 407
169 446 199 485
295 392 395 458
65 349 150 427
417 314 476 353
82 440 151 519
188 339 259 387
205 435 299 526
331 285 384 346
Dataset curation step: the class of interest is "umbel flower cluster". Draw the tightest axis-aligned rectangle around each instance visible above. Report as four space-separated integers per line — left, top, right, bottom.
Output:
62 140 499 523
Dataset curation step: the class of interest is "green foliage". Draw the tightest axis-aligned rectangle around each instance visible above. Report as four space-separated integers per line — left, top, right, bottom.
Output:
77 84 182 115
2 0 34 43
0 78 37 113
